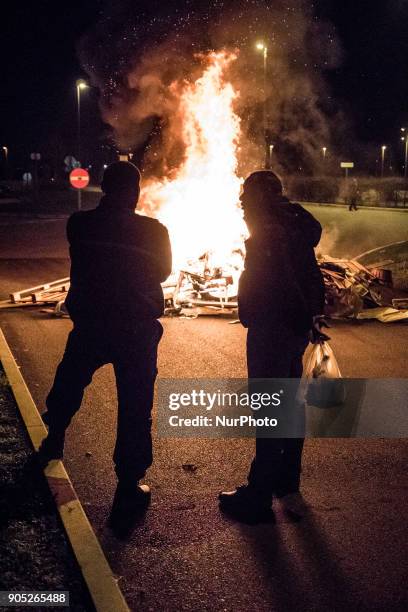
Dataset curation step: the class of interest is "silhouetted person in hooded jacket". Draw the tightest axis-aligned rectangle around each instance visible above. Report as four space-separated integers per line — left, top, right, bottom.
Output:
219 170 326 523
38 162 172 521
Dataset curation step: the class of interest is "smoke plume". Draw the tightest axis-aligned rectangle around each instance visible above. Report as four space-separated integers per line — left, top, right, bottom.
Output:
79 0 344 179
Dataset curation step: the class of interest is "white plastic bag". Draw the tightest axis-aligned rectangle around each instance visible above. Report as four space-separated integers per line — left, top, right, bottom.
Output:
303 342 346 408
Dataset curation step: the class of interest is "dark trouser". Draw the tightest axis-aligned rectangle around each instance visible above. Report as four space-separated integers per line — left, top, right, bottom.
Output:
246 325 309 497
44 319 163 485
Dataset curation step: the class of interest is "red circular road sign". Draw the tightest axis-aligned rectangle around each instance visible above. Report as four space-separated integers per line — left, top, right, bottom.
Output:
70 168 90 189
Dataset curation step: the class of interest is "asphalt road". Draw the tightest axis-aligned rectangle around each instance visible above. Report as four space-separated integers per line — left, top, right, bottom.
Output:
1 205 408 611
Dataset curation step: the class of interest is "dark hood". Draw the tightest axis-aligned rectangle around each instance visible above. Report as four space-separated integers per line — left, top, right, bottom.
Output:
98 193 137 212
267 197 322 247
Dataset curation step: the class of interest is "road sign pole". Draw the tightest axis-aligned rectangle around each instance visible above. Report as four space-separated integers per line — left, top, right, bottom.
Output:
77 85 81 165
33 159 39 203
69 168 89 209
30 152 41 204
341 162 354 182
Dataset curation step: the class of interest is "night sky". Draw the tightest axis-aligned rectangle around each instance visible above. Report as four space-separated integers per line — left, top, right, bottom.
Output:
1 1 408 172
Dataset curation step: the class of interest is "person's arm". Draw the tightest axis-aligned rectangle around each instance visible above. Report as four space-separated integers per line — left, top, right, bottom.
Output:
305 248 325 317
155 225 172 282
304 247 330 342
135 223 172 283
291 203 322 247
238 226 295 326
66 213 80 246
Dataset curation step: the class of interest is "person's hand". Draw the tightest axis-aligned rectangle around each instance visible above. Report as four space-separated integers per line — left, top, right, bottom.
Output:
309 315 331 344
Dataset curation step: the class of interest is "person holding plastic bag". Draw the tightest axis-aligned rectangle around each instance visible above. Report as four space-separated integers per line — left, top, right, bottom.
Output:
302 341 366 439
219 170 327 523
304 341 345 409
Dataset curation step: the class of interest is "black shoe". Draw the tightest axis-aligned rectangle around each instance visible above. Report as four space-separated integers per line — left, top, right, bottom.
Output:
274 485 300 499
108 483 151 538
275 491 308 523
36 432 65 468
219 485 274 525
273 474 301 499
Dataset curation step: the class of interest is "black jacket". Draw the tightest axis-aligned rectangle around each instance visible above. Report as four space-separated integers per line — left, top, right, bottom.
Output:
65 196 172 324
238 198 325 333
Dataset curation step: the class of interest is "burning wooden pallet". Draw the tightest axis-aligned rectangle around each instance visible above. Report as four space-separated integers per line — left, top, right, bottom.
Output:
5 278 70 306
2 250 408 323
167 269 238 316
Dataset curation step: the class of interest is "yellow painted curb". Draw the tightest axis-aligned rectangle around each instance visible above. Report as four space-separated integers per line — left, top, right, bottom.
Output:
0 328 129 612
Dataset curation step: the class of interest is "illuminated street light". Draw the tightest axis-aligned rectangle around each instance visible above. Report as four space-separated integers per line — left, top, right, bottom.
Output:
381 145 386 178
321 147 327 176
269 144 274 167
256 42 269 168
2 146 8 177
76 79 89 164
401 128 408 179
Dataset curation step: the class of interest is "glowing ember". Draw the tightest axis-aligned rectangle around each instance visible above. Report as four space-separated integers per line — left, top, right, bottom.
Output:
140 50 246 270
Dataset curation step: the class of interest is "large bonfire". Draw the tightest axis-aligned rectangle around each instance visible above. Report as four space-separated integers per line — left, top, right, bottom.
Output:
140 50 246 272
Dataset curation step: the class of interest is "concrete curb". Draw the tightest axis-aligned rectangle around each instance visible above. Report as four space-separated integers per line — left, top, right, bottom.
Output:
0 328 129 612
301 201 408 212
0 214 70 225
0 202 407 222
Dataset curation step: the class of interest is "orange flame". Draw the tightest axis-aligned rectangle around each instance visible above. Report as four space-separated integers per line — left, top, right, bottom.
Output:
140 50 246 270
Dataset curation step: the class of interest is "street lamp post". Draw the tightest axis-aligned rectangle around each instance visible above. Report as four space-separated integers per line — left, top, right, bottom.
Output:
76 79 88 211
401 128 408 179
256 42 269 168
322 147 327 175
76 79 88 166
2 146 8 178
381 145 386 178
269 144 274 168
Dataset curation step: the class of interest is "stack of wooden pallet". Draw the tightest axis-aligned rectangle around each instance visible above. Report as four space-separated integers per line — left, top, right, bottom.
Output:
2 278 70 308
